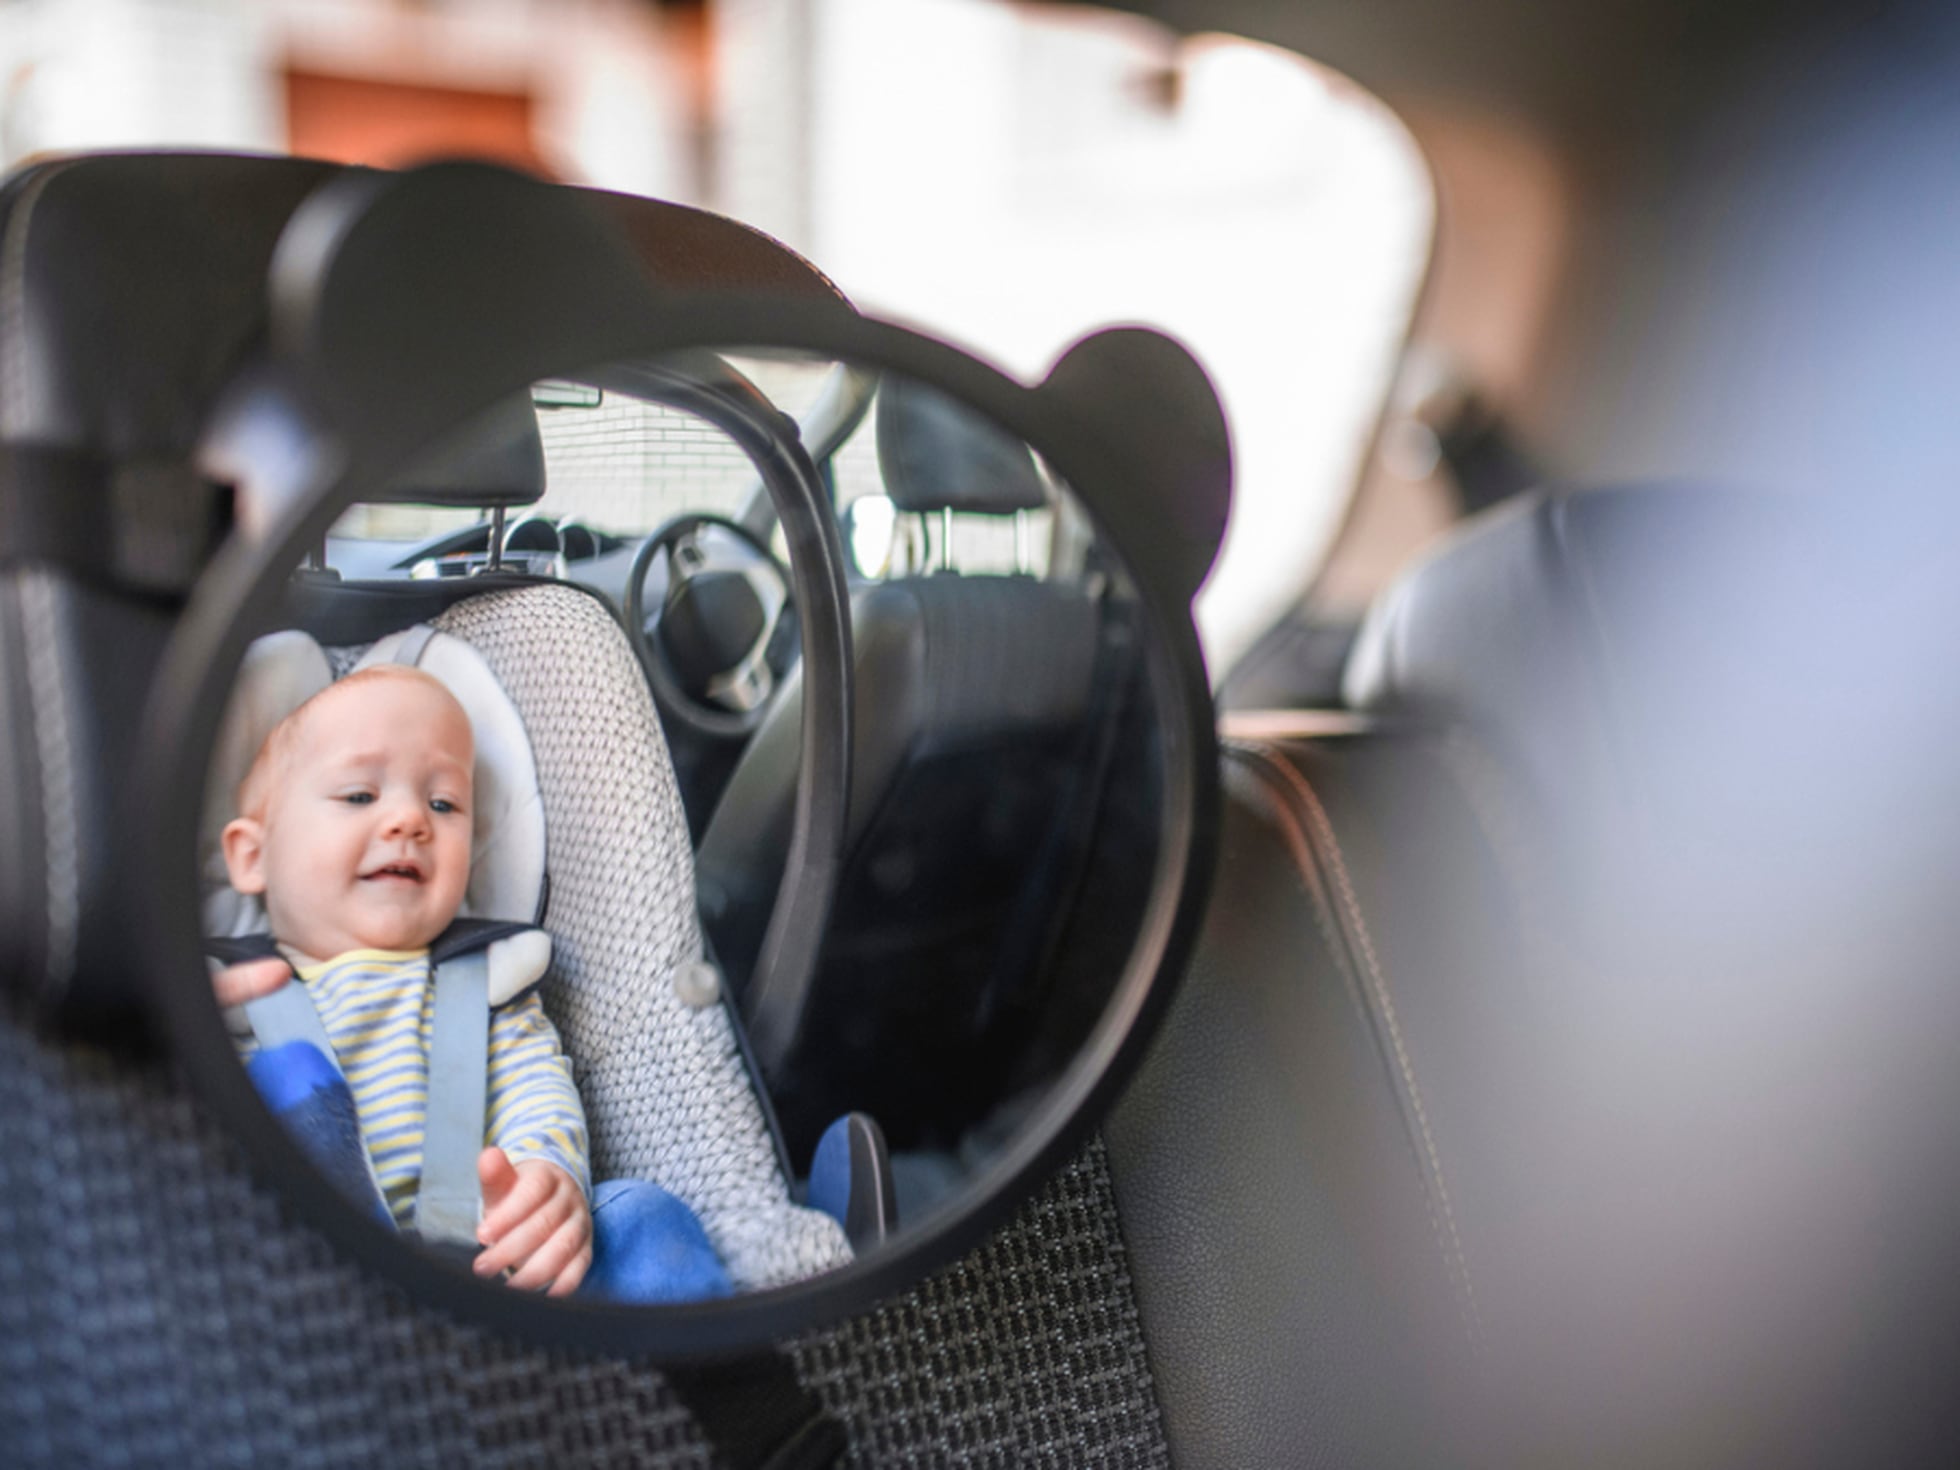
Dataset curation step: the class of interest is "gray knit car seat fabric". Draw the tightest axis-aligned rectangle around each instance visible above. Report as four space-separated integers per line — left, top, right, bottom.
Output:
331 582 848 1288
0 991 1171 1467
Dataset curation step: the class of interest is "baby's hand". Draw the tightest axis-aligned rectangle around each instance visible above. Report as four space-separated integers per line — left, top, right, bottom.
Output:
213 957 292 1008
474 1147 592 1296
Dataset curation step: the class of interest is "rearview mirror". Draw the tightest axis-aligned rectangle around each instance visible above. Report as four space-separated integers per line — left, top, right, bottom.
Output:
139 162 1228 1359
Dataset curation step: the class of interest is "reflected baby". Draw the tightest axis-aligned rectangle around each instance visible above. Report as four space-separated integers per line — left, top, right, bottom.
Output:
214 667 596 1293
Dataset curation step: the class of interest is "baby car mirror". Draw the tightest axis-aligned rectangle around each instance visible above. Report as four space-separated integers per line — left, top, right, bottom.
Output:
138 161 1226 1358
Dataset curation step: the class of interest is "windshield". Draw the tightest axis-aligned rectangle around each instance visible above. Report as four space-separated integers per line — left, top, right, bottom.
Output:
330 362 1054 582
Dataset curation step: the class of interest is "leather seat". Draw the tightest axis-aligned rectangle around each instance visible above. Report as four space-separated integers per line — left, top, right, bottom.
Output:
1105 485 1960 1465
697 379 1131 1160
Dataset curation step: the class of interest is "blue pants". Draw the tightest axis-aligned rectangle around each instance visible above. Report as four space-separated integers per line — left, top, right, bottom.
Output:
580 1179 732 1304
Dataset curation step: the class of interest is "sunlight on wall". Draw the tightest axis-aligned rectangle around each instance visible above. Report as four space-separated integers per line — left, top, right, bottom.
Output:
0 0 1432 677
799 0 1433 674
0 0 688 198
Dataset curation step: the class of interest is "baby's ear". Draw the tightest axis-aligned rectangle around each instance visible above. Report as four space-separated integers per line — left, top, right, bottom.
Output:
220 817 269 895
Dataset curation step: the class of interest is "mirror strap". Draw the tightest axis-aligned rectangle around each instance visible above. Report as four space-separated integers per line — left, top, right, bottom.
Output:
0 445 226 595
667 1352 846 1470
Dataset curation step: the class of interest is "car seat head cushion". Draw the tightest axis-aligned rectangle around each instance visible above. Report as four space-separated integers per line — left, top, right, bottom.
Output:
200 626 547 938
875 375 1049 516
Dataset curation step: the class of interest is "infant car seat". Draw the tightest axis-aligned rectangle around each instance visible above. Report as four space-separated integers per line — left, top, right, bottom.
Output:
202 516 853 1290
204 605 855 1285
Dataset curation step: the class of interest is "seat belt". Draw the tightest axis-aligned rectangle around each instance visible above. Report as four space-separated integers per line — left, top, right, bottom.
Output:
414 948 490 1251
978 592 1138 1031
382 620 488 1252
218 922 525 1250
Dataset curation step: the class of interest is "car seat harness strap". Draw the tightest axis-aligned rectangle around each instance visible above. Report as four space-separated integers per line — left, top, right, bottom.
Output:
239 971 394 1214
416 946 491 1248
382 618 493 1249
210 920 533 1246
389 620 439 666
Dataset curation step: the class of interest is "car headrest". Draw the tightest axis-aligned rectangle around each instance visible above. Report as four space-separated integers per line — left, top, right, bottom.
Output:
201 625 547 941
378 393 545 508
1343 485 1805 823
0 151 847 463
875 376 1049 516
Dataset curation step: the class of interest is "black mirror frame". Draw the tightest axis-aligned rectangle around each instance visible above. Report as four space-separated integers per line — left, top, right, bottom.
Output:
136 162 1225 1360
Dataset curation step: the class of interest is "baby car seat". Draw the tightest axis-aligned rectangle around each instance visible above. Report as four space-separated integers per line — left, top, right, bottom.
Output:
203 592 855 1288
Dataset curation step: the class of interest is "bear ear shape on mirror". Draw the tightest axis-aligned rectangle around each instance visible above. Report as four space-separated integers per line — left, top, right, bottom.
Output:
133 161 1222 1361
1041 328 1233 605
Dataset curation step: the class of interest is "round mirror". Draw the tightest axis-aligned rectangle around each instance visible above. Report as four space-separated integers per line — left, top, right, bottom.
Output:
140 162 1224 1356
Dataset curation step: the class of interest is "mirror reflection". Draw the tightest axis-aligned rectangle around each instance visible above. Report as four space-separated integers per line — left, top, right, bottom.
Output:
200 350 1165 1307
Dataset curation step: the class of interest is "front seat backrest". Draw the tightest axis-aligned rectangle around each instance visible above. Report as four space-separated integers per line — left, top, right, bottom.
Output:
697 380 1119 1154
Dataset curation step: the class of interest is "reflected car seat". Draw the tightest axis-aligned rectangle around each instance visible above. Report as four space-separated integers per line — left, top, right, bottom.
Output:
696 376 1140 1164
203 606 852 1287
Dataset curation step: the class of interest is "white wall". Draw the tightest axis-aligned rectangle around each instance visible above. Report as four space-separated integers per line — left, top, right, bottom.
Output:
796 0 1433 673
0 0 689 200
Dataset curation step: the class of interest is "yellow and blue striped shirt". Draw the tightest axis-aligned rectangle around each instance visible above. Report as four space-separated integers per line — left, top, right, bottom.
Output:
281 948 590 1225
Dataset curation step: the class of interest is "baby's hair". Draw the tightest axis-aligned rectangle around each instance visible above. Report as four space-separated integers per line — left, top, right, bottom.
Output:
235 665 471 822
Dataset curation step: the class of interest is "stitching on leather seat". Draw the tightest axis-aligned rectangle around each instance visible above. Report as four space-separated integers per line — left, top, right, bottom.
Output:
1 162 70 427
1228 739 1483 1349
1222 748 1359 1017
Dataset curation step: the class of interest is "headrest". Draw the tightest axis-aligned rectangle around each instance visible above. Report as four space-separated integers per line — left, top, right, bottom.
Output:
1342 485 1819 823
875 376 1048 516
201 626 547 940
375 393 545 508
0 152 848 461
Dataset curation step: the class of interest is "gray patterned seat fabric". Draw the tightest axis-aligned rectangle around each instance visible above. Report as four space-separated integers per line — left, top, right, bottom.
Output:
345 583 850 1288
0 991 1172 1466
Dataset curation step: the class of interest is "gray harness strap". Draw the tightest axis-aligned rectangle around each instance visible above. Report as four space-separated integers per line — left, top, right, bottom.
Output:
244 972 335 1057
244 981 393 1218
415 948 492 1247
391 621 439 666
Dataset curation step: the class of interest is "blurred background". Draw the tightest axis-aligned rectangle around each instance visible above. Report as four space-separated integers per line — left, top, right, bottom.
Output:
0 0 1435 677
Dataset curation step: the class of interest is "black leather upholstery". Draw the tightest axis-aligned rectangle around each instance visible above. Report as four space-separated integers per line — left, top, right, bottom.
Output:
698 365 1110 1153
1109 485 1960 1464
698 574 1113 1154
1105 740 1478 1466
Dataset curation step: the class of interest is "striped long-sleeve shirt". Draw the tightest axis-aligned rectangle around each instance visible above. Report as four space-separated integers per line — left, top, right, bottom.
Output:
284 947 590 1225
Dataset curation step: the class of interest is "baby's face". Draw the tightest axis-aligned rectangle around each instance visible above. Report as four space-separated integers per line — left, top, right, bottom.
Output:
229 675 475 962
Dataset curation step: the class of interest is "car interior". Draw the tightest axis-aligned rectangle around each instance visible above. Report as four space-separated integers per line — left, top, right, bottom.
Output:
6 0 1960 1466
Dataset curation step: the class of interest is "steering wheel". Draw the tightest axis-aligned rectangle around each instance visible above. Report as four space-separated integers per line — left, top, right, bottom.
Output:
624 511 795 740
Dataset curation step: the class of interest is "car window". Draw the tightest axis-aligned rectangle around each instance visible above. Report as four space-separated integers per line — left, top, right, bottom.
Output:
330 365 1059 585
